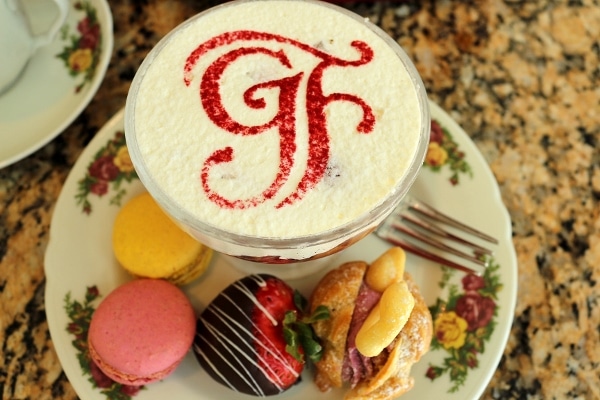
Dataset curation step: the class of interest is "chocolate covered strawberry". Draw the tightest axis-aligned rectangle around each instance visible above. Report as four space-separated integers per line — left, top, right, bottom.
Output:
193 274 328 397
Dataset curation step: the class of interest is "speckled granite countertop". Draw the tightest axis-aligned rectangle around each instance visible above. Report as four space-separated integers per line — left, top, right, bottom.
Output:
1 0 599 399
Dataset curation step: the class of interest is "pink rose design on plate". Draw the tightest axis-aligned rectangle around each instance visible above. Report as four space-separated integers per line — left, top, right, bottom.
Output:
426 261 503 392
56 0 103 92
89 155 119 181
75 131 139 214
77 17 101 49
89 180 109 196
430 120 444 144
462 273 486 292
423 118 473 185
455 292 496 331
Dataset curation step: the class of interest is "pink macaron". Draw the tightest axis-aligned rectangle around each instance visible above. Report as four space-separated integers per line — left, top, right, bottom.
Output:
88 278 196 386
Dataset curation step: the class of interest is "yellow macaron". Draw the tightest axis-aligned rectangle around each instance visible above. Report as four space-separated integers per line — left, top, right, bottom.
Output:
112 192 213 285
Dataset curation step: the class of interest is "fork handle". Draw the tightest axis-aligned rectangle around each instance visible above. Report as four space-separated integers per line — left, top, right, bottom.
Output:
380 235 482 276
406 195 499 244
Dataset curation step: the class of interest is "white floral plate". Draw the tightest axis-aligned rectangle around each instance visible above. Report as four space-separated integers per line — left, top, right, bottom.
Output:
45 101 517 400
0 0 113 169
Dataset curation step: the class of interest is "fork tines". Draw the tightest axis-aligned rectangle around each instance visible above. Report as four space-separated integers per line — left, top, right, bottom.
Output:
375 195 498 275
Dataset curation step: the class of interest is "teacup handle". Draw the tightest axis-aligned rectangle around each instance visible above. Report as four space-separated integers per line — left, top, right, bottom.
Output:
31 0 70 50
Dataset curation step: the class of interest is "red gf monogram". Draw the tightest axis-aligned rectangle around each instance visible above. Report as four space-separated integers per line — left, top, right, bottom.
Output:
184 30 375 209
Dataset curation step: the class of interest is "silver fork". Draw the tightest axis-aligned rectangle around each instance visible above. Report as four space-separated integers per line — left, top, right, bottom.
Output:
375 194 499 275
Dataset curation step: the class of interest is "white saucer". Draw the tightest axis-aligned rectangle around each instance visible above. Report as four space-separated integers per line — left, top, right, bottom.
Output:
46 102 518 400
0 0 113 169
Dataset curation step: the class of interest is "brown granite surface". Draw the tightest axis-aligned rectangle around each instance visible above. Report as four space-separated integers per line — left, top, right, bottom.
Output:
1 0 599 399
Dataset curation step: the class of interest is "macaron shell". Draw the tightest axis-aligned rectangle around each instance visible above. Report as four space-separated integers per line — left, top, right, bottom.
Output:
88 279 196 384
166 245 213 286
112 192 213 284
88 339 179 386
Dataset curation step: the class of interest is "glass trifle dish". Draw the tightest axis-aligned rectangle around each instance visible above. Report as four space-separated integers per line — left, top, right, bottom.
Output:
125 0 429 277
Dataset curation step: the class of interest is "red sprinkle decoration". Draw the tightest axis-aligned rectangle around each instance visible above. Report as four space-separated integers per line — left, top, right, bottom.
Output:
184 30 375 209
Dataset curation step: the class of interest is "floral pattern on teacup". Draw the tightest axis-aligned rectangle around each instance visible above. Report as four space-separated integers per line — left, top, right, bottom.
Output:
56 0 103 93
426 260 503 392
76 131 137 214
65 286 143 399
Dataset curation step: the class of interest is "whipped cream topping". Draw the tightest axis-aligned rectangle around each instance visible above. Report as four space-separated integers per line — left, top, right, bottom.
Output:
131 0 423 238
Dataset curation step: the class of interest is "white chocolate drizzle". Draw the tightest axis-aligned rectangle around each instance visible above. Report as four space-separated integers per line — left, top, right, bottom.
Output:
194 274 300 396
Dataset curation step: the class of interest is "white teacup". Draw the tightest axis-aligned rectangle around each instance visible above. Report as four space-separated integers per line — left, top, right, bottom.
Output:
0 0 69 95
